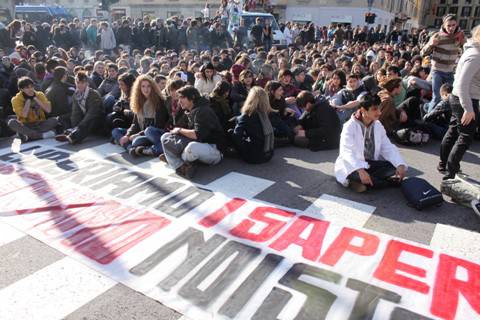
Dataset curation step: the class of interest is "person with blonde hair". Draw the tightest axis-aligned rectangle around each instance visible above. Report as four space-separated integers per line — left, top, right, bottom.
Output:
232 86 275 163
111 74 169 157
439 25 480 179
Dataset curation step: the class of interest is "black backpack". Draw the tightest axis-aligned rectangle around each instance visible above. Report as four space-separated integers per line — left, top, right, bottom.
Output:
401 177 443 210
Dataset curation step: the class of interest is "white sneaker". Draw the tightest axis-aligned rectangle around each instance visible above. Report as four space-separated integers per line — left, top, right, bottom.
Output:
42 130 56 139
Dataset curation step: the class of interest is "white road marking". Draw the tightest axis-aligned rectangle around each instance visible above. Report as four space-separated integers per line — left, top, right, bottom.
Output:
205 172 275 199
0 221 25 246
0 257 116 320
304 194 376 228
430 223 480 262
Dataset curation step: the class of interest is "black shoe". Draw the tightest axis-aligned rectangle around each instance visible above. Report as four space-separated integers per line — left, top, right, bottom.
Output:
442 173 455 181
16 133 29 143
128 147 139 157
437 163 447 174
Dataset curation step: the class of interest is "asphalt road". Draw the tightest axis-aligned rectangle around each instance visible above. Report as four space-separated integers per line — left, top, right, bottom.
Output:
0 135 479 320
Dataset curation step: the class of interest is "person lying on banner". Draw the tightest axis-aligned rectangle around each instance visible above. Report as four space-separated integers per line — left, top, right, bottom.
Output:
335 93 407 193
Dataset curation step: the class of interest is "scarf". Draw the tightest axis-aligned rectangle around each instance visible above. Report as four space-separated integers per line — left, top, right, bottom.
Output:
74 86 90 114
258 111 274 153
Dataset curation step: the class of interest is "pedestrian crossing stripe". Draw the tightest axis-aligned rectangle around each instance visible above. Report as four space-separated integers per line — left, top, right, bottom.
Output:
0 140 478 320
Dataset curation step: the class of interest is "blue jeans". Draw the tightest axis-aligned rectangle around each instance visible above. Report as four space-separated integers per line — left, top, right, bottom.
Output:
426 70 454 113
144 127 165 156
111 128 151 151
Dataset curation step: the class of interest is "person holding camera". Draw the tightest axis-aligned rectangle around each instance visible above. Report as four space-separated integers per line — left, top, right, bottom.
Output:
8 77 58 142
106 73 135 130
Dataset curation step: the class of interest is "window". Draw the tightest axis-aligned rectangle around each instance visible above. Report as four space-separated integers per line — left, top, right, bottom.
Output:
461 6 471 17
434 18 442 28
473 19 480 27
167 11 181 18
449 7 458 14
452 0 458 4
475 6 480 17
440 0 446 3
465 0 472 4
459 19 468 29
437 7 446 16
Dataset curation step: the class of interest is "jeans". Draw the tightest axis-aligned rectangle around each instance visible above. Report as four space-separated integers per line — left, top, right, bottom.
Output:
111 128 151 151
263 38 272 52
347 160 397 189
144 127 165 156
426 70 454 113
440 95 479 177
8 118 58 140
103 95 117 114
161 132 222 170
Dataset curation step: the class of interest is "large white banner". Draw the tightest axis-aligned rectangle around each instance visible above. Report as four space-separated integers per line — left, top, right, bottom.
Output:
0 144 479 320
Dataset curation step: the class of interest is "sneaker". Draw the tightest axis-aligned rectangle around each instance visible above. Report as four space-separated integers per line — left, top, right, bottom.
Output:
141 147 156 157
42 130 56 139
176 162 197 179
159 153 167 163
472 199 480 218
437 163 447 174
349 181 367 193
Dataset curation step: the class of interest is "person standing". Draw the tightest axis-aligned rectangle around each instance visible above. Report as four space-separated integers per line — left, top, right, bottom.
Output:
99 22 116 55
439 26 480 179
262 19 273 52
421 14 465 113
251 18 263 48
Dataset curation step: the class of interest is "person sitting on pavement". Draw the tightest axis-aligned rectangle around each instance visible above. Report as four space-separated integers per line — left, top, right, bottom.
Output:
8 76 57 142
194 62 222 96
105 72 135 130
329 72 364 123
294 90 341 151
335 94 407 193
54 71 104 144
98 63 121 113
111 74 169 157
160 85 226 179
45 66 74 125
232 86 275 164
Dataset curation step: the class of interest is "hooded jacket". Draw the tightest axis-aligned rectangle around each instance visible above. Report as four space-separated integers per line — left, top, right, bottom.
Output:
452 40 480 113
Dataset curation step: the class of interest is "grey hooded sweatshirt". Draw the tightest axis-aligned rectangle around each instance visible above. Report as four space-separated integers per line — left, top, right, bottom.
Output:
452 40 480 113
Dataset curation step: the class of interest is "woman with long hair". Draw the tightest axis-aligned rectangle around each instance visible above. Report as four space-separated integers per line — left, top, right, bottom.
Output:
1 20 21 53
265 80 295 144
324 69 346 99
232 87 275 163
111 75 169 157
230 69 254 115
106 72 136 130
195 62 222 96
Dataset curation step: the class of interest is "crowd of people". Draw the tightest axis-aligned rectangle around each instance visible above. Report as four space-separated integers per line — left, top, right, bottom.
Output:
0 11 479 192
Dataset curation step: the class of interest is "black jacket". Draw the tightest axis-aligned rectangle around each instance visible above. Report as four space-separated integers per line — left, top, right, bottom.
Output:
299 97 341 151
233 112 273 164
71 89 104 129
186 97 227 152
127 101 169 136
45 80 73 117
117 26 132 46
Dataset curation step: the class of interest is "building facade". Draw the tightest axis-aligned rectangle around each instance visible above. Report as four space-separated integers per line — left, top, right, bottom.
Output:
424 0 480 31
18 0 425 30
